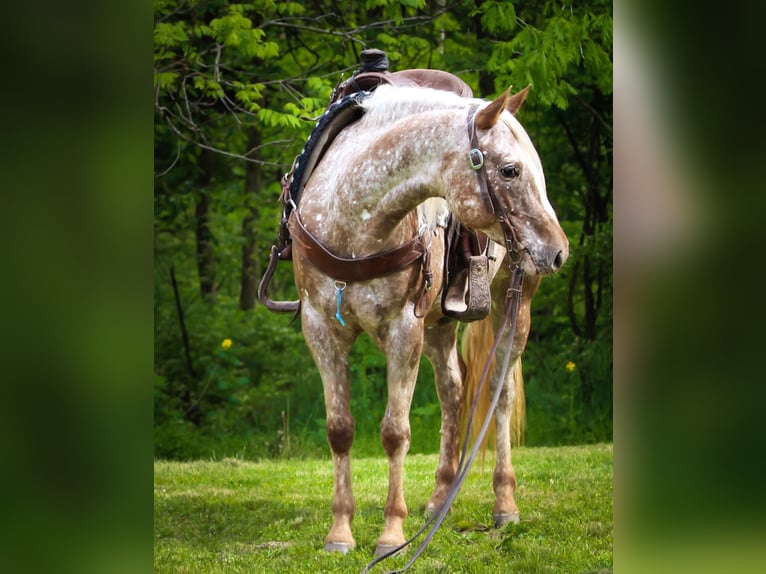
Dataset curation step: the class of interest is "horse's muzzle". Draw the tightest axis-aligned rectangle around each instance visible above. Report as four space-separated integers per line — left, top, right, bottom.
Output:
528 242 568 275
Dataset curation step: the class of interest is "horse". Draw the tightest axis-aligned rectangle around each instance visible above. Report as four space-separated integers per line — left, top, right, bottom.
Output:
286 83 568 557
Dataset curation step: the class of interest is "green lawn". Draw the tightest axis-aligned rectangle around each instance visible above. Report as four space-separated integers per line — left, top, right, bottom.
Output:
154 443 612 573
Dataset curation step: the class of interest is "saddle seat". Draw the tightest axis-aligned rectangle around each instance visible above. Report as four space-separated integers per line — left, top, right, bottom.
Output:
331 68 474 102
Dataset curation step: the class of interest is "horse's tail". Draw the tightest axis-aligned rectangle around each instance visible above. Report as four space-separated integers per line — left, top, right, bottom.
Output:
460 317 526 468
511 357 526 447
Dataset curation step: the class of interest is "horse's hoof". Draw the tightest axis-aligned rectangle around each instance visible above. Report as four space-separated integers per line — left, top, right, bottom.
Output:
374 544 404 558
324 541 353 554
424 499 451 518
493 512 520 528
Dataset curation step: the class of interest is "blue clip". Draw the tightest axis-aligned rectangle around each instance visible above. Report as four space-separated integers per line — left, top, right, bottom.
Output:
334 281 347 326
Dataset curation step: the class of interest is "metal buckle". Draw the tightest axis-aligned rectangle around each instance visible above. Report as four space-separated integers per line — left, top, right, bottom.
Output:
468 148 484 170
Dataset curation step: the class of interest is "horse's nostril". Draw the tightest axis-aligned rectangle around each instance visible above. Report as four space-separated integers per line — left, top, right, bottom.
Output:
552 250 564 271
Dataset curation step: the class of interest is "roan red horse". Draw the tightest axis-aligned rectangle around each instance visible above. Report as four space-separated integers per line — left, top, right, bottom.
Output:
260 59 568 562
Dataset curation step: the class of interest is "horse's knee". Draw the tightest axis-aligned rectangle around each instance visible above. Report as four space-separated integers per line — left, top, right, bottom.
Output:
380 417 410 457
327 414 354 454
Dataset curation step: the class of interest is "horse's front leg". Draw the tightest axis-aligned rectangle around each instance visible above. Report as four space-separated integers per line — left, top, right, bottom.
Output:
422 319 463 515
301 304 359 553
491 273 539 527
374 314 425 556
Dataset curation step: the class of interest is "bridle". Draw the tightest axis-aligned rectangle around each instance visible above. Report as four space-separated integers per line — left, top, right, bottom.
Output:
362 105 527 574
465 104 524 267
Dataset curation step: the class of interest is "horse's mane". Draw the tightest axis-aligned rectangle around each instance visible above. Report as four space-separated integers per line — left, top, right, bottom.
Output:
360 84 483 129
499 112 547 201
289 87 482 207
362 86 539 166
500 114 540 167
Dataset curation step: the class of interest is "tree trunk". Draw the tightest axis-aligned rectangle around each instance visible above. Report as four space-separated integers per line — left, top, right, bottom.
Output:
195 148 216 304
239 127 262 310
558 101 612 342
170 266 201 425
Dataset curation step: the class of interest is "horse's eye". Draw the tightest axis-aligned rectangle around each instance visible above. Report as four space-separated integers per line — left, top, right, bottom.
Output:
499 164 520 179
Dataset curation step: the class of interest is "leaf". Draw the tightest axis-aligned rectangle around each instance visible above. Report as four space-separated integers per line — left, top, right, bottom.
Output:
276 2 305 16
155 71 179 90
194 24 213 38
399 0 427 8
154 22 189 47
481 0 516 34
283 102 300 115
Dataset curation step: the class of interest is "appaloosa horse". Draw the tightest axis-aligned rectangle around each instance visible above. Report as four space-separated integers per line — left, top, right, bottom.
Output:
285 84 568 556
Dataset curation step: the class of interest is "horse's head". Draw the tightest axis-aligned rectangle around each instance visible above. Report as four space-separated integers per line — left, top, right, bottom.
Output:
453 87 569 276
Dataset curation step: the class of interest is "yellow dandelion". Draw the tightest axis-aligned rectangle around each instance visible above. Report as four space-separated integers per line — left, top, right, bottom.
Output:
221 338 233 350
565 361 576 372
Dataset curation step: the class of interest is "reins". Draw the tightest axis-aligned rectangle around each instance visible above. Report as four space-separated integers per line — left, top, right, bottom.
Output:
361 106 526 574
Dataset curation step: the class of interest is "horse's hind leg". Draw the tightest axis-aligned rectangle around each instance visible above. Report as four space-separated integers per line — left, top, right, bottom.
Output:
490 351 522 527
422 319 463 515
301 306 358 553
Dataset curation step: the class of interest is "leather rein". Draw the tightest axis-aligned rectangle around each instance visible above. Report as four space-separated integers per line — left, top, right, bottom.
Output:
361 105 526 574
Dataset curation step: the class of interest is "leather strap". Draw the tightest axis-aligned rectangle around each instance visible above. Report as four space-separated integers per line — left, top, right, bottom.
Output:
466 105 522 263
289 210 429 284
466 104 495 214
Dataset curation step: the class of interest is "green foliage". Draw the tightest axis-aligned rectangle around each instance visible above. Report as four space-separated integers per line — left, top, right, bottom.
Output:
478 0 517 34
208 8 279 58
154 21 188 49
485 1 613 109
154 291 327 459
256 106 305 129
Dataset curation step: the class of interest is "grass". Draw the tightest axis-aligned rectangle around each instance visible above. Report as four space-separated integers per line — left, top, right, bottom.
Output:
154 443 612 573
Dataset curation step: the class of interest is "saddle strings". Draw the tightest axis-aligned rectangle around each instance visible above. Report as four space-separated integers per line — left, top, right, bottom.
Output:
361 265 525 574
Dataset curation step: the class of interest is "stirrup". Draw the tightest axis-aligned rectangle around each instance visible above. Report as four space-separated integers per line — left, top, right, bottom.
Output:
443 255 491 321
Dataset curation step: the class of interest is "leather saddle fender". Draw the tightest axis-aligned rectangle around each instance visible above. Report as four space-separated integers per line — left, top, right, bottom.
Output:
441 217 493 322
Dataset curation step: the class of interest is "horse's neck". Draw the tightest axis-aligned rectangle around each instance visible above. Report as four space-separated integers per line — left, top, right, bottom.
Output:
328 111 463 242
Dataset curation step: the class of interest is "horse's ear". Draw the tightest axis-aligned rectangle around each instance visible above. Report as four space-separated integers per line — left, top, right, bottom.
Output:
507 85 531 115
475 88 512 130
